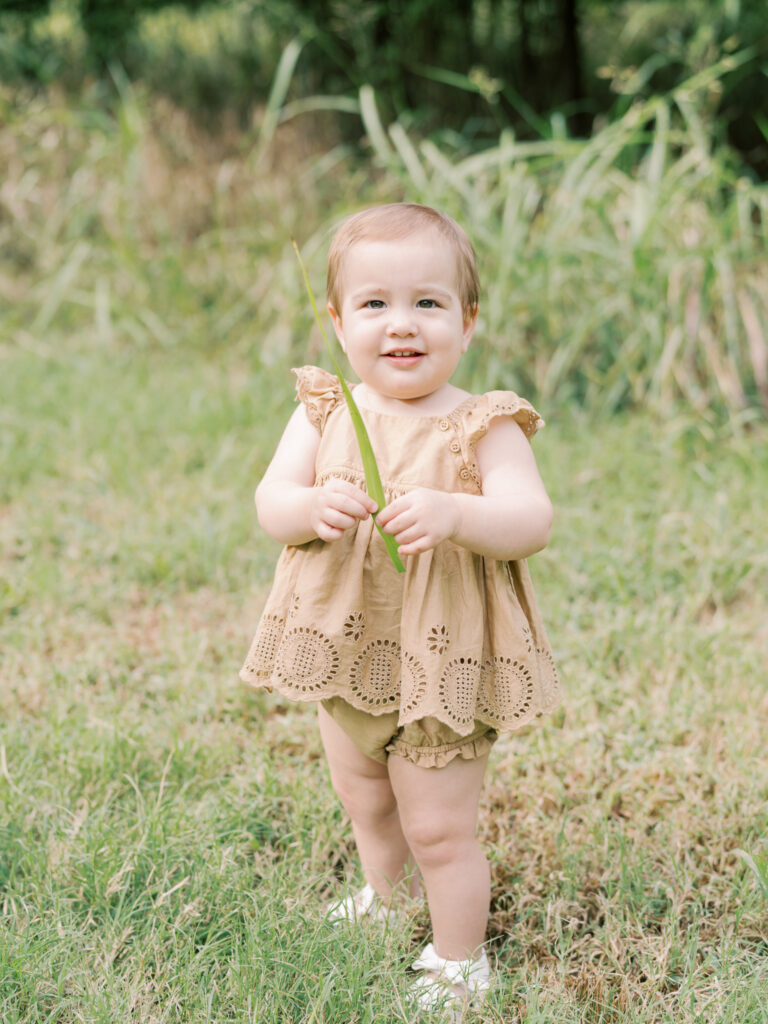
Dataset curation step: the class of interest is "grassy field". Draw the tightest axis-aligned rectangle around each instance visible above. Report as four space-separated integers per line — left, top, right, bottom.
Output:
2 82 768 1022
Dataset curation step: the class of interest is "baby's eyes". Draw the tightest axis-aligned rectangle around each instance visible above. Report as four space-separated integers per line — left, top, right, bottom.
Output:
362 298 440 310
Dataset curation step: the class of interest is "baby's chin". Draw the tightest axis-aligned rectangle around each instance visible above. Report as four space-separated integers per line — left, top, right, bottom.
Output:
377 382 447 403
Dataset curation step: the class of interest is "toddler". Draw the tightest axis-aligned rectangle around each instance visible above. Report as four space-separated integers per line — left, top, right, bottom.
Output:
240 203 561 1015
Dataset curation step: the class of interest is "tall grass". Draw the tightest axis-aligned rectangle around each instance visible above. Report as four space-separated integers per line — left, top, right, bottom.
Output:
332 54 768 415
2 51 766 418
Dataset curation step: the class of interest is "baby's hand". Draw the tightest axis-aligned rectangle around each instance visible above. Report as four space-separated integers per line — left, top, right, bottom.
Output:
310 478 378 542
376 488 460 556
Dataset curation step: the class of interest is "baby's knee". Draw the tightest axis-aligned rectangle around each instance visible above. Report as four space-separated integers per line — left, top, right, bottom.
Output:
331 771 398 825
401 815 476 866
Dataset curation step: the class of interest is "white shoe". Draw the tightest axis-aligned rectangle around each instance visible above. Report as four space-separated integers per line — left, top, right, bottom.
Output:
410 942 491 1016
326 883 424 925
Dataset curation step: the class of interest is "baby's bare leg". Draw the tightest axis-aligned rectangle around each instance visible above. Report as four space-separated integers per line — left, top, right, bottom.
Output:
388 751 490 960
317 704 420 899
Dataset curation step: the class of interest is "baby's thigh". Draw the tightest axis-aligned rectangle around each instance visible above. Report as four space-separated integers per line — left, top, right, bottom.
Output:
387 718 495 841
318 699 399 820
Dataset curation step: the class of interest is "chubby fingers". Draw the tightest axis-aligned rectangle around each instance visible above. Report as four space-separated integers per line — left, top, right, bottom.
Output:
376 497 426 554
374 495 410 533
326 478 378 516
313 478 378 541
376 490 460 555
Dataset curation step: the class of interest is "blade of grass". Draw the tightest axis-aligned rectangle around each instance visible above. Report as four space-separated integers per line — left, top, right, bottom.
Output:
254 36 305 160
278 95 360 124
738 288 768 408
32 241 90 334
388 122 429 194
291 240 406 574
645 98 670 187
359 85 396 167
736 848 768 899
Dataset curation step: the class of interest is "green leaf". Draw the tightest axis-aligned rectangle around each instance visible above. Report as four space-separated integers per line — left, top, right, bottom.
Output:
292 240 406 574
736 848 768 899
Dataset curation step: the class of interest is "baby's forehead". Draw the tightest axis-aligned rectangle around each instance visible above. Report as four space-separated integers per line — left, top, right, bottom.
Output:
340 229 459 278
346 225 445 253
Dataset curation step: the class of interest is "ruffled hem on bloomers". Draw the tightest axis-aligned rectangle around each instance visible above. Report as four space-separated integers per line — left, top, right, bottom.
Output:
385 729 499 768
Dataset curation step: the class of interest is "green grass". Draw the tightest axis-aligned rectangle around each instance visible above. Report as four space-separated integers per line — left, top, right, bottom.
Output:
2 82 768 1021
2 338 767 1022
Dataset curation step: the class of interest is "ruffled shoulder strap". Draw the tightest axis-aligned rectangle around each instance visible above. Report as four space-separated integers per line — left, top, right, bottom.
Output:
292 365 344 433
468 390 544 441
457 391 545 488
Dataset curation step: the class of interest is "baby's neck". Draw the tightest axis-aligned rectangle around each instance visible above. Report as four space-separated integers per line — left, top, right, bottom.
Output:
352 382 471 417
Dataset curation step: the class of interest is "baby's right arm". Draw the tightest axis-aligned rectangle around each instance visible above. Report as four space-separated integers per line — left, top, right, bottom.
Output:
255 404 377 545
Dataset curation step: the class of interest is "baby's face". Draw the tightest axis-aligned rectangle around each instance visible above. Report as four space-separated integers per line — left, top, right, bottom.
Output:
327 229 476 403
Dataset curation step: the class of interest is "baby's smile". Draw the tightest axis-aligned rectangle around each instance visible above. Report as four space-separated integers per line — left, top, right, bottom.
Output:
383 349 425 364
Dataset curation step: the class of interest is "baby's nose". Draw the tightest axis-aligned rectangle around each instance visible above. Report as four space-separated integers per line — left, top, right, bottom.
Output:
386 309 417 335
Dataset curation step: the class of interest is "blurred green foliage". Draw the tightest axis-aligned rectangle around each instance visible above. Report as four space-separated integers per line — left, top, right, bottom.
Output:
0 0 766 172
1 70 765 416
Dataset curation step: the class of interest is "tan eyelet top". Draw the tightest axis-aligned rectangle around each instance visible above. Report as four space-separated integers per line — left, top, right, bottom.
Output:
240 366 561 736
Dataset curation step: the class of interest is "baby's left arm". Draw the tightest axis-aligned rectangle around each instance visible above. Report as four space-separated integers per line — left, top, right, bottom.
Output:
376 417 553 560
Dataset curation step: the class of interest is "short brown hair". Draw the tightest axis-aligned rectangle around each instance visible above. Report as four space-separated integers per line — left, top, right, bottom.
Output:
326 203 480 320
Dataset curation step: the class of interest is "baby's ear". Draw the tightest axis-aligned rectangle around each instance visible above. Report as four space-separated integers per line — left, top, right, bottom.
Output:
327 303 346 350
462 305 479 351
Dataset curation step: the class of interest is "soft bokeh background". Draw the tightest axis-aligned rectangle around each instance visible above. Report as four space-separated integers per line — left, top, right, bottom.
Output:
1 3 767 1022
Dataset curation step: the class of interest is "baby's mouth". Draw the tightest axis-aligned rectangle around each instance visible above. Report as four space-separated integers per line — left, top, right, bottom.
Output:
384 350 424 361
